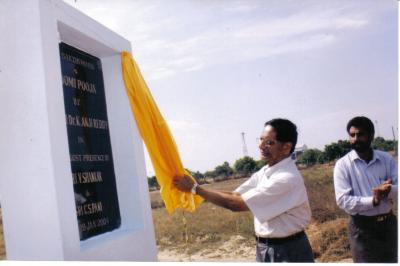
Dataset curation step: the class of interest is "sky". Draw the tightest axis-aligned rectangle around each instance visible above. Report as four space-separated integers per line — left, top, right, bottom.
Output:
63 0 398 176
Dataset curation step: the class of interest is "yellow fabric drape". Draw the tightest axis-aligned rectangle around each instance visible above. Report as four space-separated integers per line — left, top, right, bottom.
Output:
121 51 203 213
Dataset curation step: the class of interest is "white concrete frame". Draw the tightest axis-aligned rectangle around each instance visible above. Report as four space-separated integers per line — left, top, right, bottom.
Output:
0 0 157 261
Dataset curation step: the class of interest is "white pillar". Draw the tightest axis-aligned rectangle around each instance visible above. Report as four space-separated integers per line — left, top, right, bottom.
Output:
0 0 157 261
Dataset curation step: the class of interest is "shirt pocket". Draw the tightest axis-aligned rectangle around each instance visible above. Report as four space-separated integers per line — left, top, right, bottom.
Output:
374 164 389 183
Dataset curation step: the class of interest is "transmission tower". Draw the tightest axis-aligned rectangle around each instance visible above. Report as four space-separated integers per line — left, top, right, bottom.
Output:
392 126 397 156
374 120 380 137
392 126 397 141
241 132 248 157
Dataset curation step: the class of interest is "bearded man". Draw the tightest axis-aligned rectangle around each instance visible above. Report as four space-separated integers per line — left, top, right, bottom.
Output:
334 116 398 263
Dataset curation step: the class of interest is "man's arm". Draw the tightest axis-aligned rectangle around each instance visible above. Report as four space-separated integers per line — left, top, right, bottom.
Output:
333 161 375 213
173 175 249 212
195 186 249 212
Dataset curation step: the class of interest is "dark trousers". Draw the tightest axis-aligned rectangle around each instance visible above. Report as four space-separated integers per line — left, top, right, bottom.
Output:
256 231 314 262
349 213 398 263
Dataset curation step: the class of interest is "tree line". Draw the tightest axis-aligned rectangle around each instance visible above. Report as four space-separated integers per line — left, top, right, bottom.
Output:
296 137 397 167
148 137 397 189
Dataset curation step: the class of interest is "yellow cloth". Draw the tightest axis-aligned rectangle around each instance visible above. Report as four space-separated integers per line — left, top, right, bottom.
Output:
121 51 203 213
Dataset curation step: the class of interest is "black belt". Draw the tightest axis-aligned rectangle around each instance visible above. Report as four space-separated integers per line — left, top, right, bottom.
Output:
351 211 394 223
256 230 305 244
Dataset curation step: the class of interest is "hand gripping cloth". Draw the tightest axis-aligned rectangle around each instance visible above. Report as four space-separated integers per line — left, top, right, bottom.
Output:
121 51 203 213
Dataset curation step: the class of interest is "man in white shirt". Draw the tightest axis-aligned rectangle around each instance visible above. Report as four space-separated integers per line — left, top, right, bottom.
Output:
334 116 397 263
173 118 314 262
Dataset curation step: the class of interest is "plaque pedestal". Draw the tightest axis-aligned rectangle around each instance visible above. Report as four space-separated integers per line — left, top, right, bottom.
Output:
0 0 157 261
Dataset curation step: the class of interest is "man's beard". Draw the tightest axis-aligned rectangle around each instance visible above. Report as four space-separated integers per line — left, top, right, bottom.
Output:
351 142 371 153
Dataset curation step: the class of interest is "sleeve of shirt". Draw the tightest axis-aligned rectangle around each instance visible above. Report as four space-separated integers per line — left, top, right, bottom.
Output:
234 172 258 194
237 174 302 222
333 160 374 214
388 156 398 201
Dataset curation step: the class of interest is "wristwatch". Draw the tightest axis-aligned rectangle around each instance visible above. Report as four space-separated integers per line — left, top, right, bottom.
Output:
191 182 199 195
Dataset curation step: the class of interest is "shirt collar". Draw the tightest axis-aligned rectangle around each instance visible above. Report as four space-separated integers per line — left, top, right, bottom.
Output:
263 156 293 176
349 149 380 164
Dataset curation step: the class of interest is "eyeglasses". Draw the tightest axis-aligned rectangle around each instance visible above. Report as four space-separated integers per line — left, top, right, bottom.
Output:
258 138 278 146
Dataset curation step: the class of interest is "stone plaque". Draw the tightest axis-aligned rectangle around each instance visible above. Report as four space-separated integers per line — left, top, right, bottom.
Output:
59 42 121 241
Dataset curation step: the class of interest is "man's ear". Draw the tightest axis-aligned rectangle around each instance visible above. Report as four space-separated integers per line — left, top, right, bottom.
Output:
283 142 293 155
369 133 375 142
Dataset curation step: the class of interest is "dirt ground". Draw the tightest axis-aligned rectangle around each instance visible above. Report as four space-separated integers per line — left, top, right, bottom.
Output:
157 235 255 262
156 234 353 262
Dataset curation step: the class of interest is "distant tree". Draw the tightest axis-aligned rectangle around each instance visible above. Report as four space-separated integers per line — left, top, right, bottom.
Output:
214 161 234 178
192 171 205 181
234 156 258 175
317 152 329 164
337 140 351 154
372 137 397 151
297 149 324 166
204 170 217 179
324 140 350 161
256 159 266 170
323 143 338 162
186 169 206 182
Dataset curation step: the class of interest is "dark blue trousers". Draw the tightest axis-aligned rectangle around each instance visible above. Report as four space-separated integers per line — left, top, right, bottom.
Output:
256 231 314 262
349 213 397 263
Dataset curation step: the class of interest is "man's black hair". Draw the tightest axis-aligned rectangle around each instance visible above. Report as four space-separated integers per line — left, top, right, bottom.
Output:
346 116 375 137
264 118 297 154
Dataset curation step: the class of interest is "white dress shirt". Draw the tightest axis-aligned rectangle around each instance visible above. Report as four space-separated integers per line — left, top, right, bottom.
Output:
234 157 311 238
334 149 398 216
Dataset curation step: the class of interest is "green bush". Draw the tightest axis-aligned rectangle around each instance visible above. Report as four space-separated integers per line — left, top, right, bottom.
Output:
234 156 258 175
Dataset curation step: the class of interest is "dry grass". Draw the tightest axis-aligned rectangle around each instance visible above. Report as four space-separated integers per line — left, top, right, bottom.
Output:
152 201 254 255
150 178 256 259
307 218 350 262
301 163 347 223
301 163 351 261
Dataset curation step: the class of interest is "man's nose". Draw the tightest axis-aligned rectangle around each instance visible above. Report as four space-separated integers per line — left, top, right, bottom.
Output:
259 142 267 150
259 142 263 150
259 140 264 149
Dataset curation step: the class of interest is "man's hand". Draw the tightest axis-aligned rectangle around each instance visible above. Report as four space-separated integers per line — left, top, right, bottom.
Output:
372 180 392 206
173 175 195 192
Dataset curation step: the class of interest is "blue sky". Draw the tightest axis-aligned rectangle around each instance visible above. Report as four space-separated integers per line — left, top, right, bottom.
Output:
64 0 398 175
